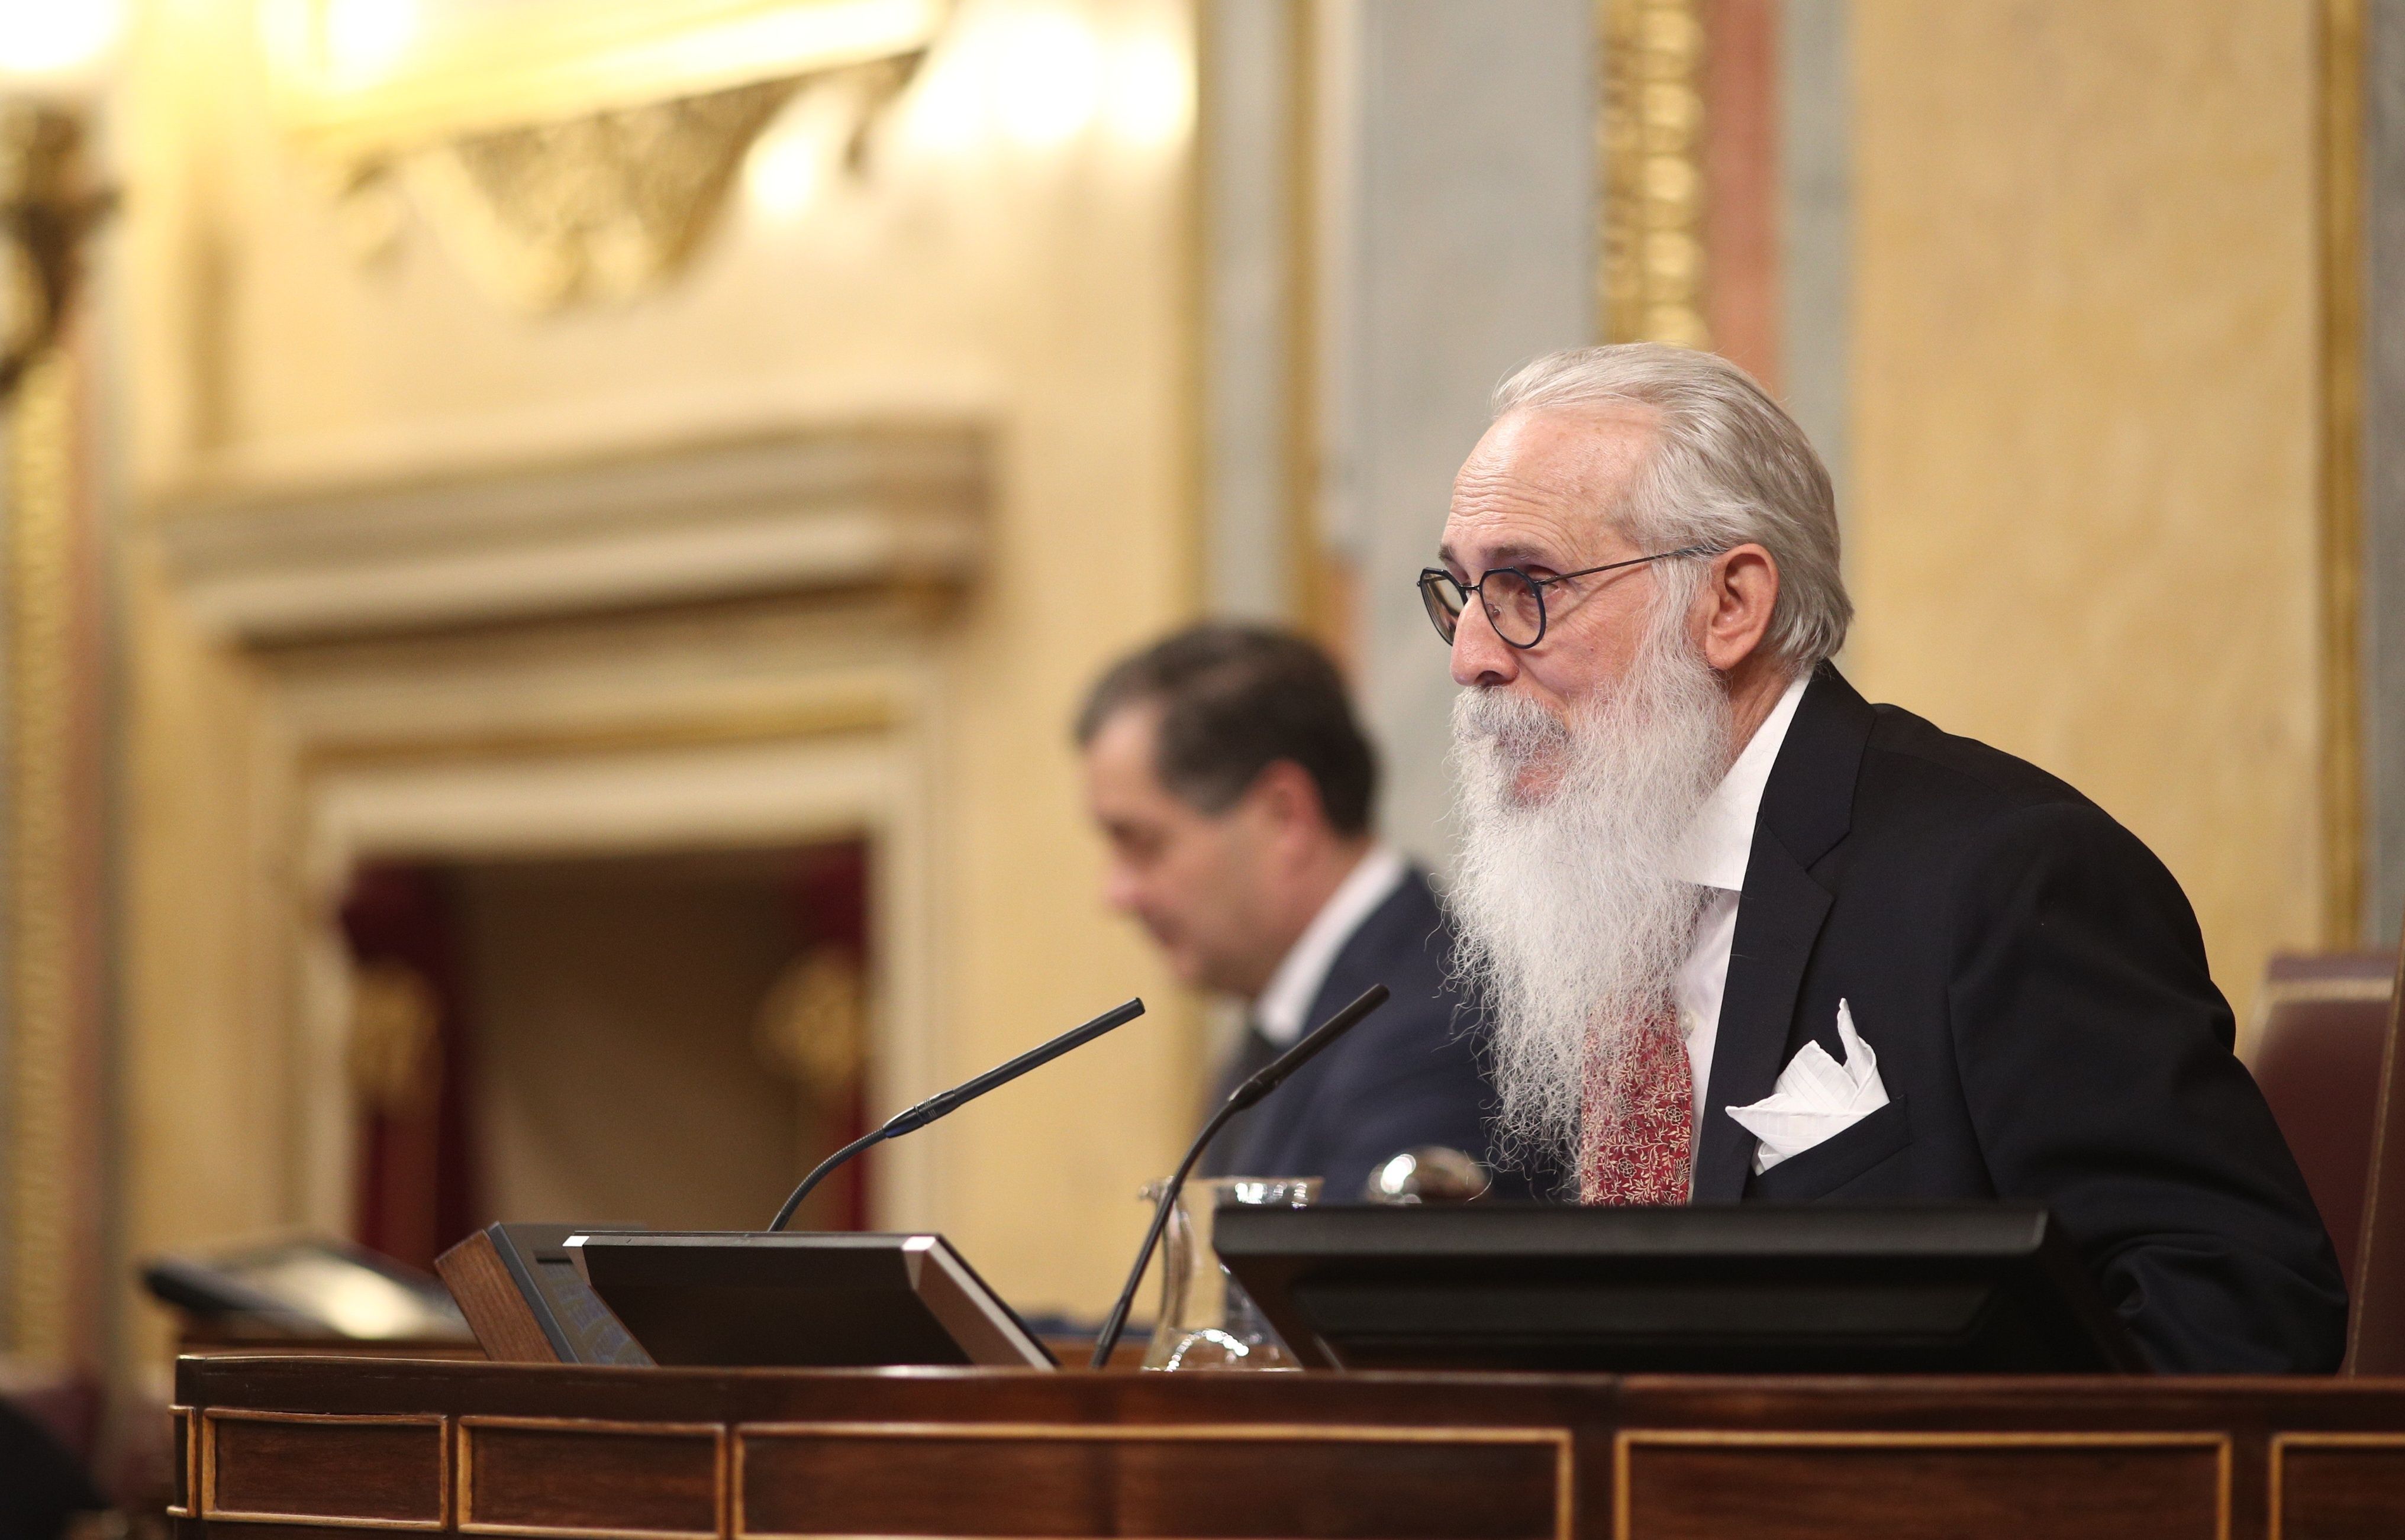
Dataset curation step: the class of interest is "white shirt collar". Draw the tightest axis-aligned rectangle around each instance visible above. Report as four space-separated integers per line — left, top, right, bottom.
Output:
1674 672 1811 894
1253 845 1410 1045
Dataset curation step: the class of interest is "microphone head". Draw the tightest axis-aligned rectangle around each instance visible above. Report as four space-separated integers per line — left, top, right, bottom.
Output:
1231 983 1388 1110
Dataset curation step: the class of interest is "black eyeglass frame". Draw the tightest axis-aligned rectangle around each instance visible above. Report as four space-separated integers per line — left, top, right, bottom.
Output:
1417 545 1714 650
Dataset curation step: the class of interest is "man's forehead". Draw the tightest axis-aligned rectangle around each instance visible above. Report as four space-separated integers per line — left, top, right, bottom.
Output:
1087 698 1163 763
1442 405 1657 563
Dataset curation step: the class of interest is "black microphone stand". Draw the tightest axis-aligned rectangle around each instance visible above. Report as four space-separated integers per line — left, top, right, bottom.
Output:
769 997 1146 1232
1087 984 1388 1369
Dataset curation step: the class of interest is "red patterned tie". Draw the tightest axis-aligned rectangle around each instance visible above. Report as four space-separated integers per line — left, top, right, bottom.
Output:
1578 1000 1694 1205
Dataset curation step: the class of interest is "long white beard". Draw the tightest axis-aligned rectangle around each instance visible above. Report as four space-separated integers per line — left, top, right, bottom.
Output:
1446 621 1730 1174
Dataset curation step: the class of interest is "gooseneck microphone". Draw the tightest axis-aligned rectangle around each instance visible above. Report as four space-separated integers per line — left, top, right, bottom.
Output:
1087 983 1390 1368
769 997 1146 1232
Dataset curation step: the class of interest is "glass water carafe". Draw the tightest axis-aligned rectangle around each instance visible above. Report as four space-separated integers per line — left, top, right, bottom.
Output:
1138 1176 1320 1370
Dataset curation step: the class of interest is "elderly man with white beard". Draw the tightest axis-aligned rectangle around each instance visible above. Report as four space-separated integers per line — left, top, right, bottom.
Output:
1422 343 2346 1374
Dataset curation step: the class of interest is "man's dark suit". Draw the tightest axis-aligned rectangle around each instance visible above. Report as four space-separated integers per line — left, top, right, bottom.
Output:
1707 663 2346 1371
1206 869 1556 1203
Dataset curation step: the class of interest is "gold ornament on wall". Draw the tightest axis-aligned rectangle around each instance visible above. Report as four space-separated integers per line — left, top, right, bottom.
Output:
1598 0 1709 348
755 945 868 1112
347 959 444 1116
391 78 797 310
259 0 949 309
0 105 114 402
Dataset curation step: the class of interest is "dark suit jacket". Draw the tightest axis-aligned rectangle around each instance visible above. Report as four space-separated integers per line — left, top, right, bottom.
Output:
1707 664 2346 1371
1206 869 1559 1203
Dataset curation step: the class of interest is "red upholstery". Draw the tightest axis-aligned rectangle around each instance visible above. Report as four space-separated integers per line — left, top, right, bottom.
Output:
2248 952 2398 1281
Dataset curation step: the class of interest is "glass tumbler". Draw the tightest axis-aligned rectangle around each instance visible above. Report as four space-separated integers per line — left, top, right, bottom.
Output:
1136 1176 1320 1370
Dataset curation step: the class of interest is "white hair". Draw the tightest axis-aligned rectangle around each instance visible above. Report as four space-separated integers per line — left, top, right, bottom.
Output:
1491 343 1852 669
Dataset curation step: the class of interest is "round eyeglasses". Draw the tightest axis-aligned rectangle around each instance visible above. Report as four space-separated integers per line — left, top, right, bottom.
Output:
1417 547 1710 649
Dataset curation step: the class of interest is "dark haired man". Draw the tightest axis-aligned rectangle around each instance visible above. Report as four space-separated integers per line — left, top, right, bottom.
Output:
1078 624 1550 1201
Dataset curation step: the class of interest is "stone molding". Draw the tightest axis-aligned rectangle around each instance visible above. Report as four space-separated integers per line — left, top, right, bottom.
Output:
147 421 987 644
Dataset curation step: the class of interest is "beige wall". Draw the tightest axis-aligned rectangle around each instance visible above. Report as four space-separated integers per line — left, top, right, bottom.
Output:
118 0 1204 1360
1846 0 2327 1028
457 854 823 1236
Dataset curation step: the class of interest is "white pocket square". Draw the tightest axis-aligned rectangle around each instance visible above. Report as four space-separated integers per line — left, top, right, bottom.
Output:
1726 999 1890 1175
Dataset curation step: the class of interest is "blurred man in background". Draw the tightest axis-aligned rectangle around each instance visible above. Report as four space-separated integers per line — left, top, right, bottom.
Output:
1078 624 1555 1202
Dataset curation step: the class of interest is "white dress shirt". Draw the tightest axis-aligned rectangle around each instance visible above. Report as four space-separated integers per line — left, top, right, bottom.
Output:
1254 845 1410 1046
1671 673 1811 1125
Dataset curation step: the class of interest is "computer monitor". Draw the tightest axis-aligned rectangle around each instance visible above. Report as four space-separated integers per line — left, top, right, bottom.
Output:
143 1235 472 1343
1213 1204 2144 1373
567 1231 1057 1369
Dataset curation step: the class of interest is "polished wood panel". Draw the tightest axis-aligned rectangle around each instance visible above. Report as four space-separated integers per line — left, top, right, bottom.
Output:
437 1234 562 1365
2272 1432 2405 1539
202 1409 447 1528
2348 943 2405 1374
460 1417 722 1538
1618 1432 2226 1540
172 1358 2405 1540
735 1423 1566 1540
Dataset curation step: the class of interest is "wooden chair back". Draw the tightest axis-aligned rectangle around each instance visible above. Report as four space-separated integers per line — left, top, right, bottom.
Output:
2347 941 2405 1374
2250 952 2397 1285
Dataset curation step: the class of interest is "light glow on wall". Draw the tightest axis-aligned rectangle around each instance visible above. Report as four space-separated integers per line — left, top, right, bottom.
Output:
323 0 421 86
895 3 1190 166
989 9 1102 151
648 0 947 87
0 0 125 82
746 104 828 223
1101 27 1189 151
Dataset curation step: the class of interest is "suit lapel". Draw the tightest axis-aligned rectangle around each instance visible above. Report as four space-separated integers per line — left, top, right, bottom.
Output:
1691 831 1832 1200
1689 664 1875 1203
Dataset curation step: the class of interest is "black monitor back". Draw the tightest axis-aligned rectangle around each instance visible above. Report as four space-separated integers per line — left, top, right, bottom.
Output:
569 1231 1056 1369
1213 1204 2144 1373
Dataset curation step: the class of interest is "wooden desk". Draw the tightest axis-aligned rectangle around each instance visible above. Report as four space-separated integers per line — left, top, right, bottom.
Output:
171 1354 2405 1540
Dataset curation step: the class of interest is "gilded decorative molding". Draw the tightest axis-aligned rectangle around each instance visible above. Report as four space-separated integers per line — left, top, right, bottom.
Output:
0 108 111 405
259 0 946 310
391 78 798 311
0 101 112 1370
2321 0 2367 945
1598 0 1709 348
7 340 76 1363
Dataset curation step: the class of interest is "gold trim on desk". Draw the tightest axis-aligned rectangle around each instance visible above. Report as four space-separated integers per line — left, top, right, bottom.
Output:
729 1420 1575 1540
166 1405 194 1518
199 1407 452 1531
2269 1431 2405 1540
457 1415 728 1540
1611 1429 2233 1540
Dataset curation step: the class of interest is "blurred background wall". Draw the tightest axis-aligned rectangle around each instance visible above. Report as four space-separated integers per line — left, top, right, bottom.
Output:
0 0 2388 1473
1845 1 2333 1051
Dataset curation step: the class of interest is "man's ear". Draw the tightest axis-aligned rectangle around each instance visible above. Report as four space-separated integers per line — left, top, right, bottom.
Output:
1698 543 1779 672
1243 760 1330 842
